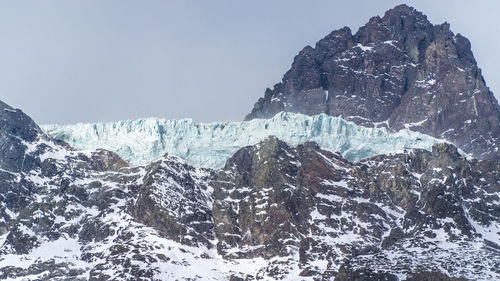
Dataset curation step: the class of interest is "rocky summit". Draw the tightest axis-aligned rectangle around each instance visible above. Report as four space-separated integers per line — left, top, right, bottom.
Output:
0 4 499 281
246 4 500 161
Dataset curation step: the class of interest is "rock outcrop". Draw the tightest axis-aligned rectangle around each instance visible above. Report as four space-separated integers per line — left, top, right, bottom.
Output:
0 102 218 280
212 136 499 280
246 4 500 161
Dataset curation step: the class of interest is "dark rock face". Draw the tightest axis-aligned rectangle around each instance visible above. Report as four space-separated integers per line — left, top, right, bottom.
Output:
129 155 215 247
213 137 319 259
405 272 468 281
0 101 44 173
335 267 468 281
335 265 398 281
246 4 500 161
213 137 499 280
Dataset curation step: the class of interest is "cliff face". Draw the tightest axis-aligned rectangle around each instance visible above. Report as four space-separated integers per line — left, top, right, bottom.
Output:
246 4 500 161
212 137 499 280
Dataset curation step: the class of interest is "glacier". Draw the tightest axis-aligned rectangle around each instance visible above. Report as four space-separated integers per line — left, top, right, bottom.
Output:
42 112 447 169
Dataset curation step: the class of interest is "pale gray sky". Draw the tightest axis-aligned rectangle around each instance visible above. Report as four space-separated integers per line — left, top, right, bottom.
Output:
0 1 498 124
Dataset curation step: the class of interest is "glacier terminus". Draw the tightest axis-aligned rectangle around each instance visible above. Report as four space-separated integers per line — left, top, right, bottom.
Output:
42 112 449 169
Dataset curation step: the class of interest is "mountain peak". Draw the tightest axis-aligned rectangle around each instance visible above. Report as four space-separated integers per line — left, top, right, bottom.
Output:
0 100 46 173
246 5 500 161
355 4 434 47
383 4 423 18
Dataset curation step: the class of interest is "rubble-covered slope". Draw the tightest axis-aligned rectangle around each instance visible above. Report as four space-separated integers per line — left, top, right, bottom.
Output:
42 112 446 169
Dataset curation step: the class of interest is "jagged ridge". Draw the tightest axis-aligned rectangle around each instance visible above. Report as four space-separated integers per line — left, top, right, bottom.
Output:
246 4 500 161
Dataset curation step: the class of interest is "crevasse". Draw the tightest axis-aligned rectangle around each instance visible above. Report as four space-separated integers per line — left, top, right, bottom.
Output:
42 112 444 169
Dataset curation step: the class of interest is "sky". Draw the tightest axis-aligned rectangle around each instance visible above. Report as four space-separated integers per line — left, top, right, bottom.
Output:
0 1 498 125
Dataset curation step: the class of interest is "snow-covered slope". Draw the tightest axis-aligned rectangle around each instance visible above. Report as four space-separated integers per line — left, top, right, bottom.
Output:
42 112 447 169
1 102 498 280
2 135 498 281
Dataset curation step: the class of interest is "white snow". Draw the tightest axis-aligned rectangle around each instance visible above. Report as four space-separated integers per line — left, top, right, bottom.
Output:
404 118 428 129
3 108 17 113
356 43 373 52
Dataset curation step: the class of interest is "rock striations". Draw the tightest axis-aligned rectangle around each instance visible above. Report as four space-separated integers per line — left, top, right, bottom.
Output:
246 4 500 161
0 4 499 281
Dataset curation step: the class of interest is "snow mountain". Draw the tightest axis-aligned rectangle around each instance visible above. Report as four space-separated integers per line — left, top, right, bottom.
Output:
0 99 498 280
1 4 500 281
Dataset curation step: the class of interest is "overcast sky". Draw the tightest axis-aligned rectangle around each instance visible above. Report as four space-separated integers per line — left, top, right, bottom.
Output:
0 0 498 124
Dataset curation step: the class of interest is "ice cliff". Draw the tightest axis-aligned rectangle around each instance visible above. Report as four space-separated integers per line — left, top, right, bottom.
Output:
42 112 446 169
